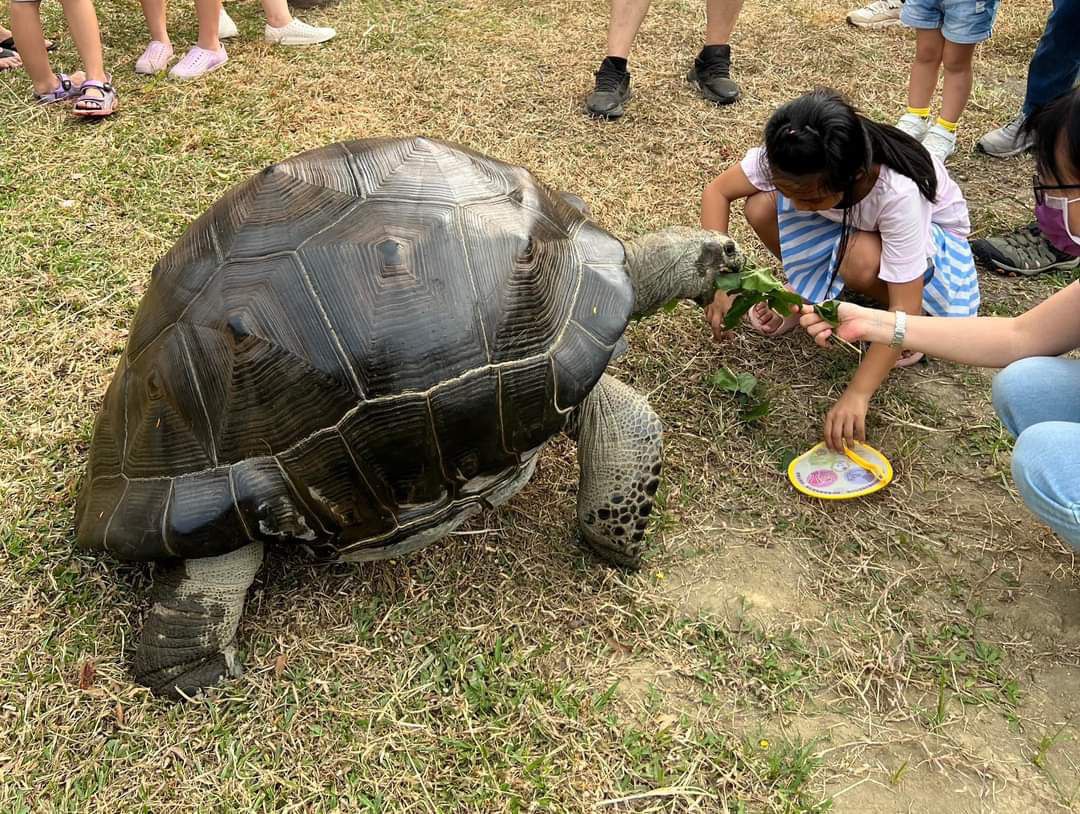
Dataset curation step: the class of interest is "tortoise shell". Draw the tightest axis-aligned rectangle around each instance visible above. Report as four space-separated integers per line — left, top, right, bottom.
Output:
75 137 633 561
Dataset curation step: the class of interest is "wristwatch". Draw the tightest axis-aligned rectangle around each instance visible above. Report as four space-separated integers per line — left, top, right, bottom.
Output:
890 310 908 349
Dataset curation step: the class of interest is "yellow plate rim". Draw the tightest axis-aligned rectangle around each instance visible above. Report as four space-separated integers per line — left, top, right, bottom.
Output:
787 441 894 500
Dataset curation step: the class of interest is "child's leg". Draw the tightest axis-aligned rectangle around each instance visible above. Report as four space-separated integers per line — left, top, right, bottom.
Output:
59 0 106 81
837 231 889 304
939 40 975 125
195 0 222 50
906 28 944 112
744 191 780 257
10 1 62 94
139 0 170 43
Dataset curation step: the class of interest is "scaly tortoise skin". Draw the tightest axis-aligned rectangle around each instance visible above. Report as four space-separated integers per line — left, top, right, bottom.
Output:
74 137 743 699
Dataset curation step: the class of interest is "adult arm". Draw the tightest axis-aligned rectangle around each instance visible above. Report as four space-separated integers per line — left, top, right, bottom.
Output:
799 281 1080 367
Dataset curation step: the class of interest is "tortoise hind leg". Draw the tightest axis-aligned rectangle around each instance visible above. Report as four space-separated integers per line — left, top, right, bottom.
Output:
570 374 663 570
133 541 264 700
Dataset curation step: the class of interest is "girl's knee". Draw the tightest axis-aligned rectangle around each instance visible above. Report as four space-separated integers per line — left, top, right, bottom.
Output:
942 50 974 74
744 192 776 232
838 233 880 290
914 36 943 64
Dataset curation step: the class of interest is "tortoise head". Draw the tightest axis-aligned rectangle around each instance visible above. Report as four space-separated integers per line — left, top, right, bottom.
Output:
623 226 744 318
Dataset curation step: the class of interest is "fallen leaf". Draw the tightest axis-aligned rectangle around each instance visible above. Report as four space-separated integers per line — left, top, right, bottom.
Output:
273 654 288 679
114 703 125 726
605 636 631 656
78 659 96 690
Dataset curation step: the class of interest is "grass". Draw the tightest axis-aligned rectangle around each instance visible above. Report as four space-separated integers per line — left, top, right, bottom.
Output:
4 0 1080 811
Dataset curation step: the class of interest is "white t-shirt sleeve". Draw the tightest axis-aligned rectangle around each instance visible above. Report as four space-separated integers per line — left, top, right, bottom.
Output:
876 181 932 284
739 146 775 192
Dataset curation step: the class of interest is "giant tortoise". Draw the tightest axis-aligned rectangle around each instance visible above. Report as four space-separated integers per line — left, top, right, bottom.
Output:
75 137 743 699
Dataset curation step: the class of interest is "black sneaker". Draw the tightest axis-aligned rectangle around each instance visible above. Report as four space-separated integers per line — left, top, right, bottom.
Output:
586 59 631 119
971 222 1080 277
687 44 740 105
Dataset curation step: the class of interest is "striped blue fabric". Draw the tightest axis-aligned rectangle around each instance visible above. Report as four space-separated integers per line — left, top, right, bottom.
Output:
776 193 980 317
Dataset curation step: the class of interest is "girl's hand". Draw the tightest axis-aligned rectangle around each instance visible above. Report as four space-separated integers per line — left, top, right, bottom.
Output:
799 302 880 347
824 389 870 453
704 289 734 341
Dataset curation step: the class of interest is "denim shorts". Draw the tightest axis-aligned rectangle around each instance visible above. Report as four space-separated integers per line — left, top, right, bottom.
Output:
901 0 1000 44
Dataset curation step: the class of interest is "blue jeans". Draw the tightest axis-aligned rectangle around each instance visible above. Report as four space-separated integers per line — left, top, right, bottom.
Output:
1023 0 1080 116
992 357 1080 547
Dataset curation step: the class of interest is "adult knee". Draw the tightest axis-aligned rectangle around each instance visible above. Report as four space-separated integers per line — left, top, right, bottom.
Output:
1011 423 1080 548
992 358 1045 436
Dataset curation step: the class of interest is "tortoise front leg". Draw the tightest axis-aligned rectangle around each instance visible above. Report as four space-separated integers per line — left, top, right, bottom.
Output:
570 374 663 570
133 541 264 700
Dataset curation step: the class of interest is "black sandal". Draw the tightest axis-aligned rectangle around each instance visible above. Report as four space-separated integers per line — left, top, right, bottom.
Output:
0 36 57 52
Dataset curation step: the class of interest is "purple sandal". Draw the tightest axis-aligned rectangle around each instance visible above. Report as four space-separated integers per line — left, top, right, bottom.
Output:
34 73 82 104
73 79 118 118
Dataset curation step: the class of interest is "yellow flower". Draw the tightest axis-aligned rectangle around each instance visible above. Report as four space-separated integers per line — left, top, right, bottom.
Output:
758 739 770 750
655 571 666 581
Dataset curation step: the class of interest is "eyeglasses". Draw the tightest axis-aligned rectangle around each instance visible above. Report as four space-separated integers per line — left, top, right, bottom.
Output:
1033 174 1080 206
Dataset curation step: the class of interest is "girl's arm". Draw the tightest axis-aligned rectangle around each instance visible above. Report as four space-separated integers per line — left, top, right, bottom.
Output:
701 164 760 234
801 281 1080 368
823 277 924 451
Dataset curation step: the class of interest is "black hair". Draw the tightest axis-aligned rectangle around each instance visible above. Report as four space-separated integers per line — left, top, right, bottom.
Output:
1025 87 1080 185
761 89 938 294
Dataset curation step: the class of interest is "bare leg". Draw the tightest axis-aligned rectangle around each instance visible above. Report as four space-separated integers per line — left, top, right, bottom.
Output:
133 541 264 700
195 0 222 51
744 191 780 257
940 40 975 123
705 0 744 45
259 0 292 28
606 0 650 58
59 0 105 81
838 231 889 304
139 0 170 44
906 28 944 110
9 3 71 93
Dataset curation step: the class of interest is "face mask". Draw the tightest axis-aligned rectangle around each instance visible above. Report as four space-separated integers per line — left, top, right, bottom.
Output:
1035 193 1080 258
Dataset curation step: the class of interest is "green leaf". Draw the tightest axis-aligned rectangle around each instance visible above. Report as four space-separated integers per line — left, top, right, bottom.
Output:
715 273 744 293
738 266 785 294
708 368 758 396
661 299 680 313
722 294 757 329
734 372 759 395
813 300 841 327
768 288 804 316
741 400 771 422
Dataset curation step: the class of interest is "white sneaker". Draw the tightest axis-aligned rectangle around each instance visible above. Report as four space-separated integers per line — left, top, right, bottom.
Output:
922 124 957 162
264 17 336 45
896 112 930 141
219 8 239 39
846 0 903 28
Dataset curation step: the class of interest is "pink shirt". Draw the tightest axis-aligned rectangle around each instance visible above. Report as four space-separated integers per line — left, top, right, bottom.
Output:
739 146 971 284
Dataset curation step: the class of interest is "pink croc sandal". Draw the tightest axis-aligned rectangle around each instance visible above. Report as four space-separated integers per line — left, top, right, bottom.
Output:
72 79 118 118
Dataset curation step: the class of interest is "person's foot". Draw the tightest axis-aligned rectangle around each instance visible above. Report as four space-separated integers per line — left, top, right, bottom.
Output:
747 301 800 336
976 113 1034 158
846 0 903 28
264 18 336 45
686 44 739 105
135 40 174 75
921 123 956 162
585 57 631 119
219 8 240 39
168 45 228 80
0 47 21 71
971 222 1080 276
896 112 929 141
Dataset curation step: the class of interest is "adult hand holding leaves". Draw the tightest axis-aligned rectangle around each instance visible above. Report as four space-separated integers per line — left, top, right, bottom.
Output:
799 302 879 348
